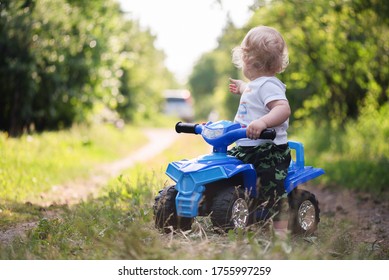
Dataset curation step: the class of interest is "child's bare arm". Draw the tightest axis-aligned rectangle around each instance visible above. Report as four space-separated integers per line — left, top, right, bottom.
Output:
246 100 290 139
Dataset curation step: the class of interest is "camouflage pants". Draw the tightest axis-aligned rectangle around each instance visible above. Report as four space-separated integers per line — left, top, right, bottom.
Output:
228 142 291 220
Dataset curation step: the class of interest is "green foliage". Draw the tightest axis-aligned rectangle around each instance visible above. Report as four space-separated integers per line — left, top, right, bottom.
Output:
291 103 389 192
188 21 241 120
188 53 219 119
0 0 176 136
270 0 389 125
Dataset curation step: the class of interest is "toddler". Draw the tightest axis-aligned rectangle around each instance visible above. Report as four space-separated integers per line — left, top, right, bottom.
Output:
228 26 291 231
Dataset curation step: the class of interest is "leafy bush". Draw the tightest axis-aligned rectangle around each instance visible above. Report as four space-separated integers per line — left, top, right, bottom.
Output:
291 103 389 193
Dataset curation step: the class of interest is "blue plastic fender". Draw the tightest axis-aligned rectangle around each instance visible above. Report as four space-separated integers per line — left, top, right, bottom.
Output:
166 154 257 218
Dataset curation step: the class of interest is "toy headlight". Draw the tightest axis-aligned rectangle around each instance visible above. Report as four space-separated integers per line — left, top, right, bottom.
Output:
202 126 224 139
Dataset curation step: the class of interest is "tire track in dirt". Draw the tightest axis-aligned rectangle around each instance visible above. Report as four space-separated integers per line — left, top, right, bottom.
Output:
0 128 178 245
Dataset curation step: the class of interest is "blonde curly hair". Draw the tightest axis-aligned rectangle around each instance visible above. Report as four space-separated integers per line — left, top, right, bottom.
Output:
232 26 289 75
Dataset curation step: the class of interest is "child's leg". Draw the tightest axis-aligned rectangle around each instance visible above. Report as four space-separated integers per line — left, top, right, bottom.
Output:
258 164 289 236
255 144 291 222
228 143 291 224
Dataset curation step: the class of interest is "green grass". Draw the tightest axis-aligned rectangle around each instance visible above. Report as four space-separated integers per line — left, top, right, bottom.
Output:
1 132 387 260
0 124 146 202
289 111 389 193
0 124 146 230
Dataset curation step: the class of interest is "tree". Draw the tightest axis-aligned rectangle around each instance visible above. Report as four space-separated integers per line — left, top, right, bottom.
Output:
0 0 176 136
188 20 241 120
249 0 388 125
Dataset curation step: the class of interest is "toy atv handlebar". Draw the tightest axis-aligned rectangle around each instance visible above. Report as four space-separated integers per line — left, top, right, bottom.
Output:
175 122 201 134
175 121 276 153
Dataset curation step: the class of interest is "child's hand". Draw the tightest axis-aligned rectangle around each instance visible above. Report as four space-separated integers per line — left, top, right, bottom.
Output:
229 78 246 95
246 119 267 139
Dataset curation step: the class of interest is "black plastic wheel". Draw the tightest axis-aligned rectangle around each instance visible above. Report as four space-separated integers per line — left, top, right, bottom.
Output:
287 189 320 235
210 186 256 231
153 185 193 233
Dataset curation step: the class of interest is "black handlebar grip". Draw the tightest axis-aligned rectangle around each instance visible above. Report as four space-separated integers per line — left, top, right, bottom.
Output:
260 128 276 140
175 122 199 134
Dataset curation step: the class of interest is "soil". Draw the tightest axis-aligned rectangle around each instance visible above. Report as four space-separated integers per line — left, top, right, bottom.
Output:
313 185 389 248
0 128 388 253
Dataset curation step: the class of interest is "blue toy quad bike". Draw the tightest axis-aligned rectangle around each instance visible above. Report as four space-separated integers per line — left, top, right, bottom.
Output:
153 120 324 235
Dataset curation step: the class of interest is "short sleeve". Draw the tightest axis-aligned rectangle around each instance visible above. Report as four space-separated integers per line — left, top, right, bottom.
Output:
260 78 287 106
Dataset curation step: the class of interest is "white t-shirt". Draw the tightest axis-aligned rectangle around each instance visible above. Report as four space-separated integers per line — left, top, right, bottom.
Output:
234 76 289 146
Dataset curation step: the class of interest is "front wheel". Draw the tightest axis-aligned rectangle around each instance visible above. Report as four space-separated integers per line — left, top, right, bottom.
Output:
210 186 255 231
288 189 320 235
153 185 193 233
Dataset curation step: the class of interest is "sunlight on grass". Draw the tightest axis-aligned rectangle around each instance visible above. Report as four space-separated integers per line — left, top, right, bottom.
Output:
0 124 146 202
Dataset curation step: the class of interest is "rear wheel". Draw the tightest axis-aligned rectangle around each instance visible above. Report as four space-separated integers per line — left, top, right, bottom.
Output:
210 186 256 231
288 189 320 235
153 185 193 232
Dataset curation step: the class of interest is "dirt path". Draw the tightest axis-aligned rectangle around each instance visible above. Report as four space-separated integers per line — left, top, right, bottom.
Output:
309 185 388 248
33 128 179 206
0 128 178 244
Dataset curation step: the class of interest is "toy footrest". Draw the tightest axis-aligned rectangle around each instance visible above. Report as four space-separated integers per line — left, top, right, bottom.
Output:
176 192 202 218
285 166 324 193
